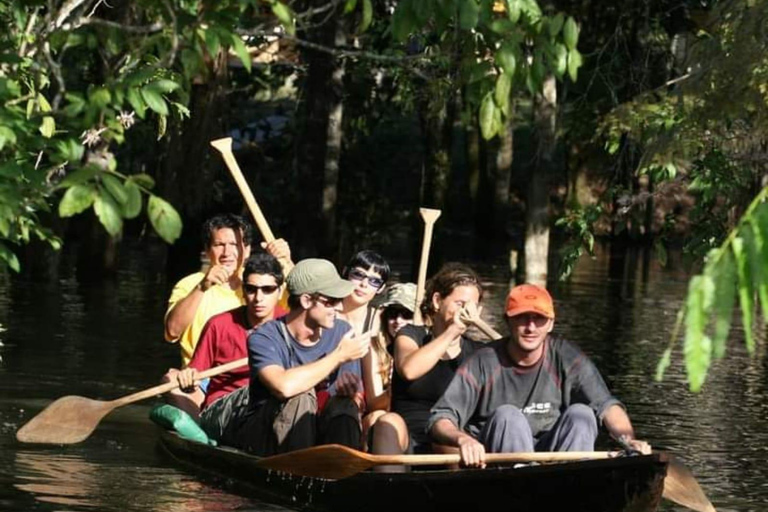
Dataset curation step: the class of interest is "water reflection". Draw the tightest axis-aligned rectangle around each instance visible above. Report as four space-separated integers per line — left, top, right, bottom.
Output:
1 241 765 511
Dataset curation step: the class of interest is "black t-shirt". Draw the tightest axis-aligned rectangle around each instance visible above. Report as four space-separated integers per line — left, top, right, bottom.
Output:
390 324 478 444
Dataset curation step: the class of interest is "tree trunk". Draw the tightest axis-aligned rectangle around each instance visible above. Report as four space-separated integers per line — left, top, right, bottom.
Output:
493 119 513 237
420 95 454 210
524 75 557 286
292 4 347 259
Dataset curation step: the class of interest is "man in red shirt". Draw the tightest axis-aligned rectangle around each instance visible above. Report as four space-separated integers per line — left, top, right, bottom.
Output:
164 252 287 444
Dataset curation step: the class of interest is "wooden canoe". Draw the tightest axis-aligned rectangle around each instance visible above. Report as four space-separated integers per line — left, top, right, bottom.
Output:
158 429 668 512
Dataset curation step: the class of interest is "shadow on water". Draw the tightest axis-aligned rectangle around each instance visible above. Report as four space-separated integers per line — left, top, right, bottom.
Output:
0 240 765 511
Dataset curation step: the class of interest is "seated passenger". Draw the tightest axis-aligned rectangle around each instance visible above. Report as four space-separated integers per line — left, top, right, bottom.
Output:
236 258 371 456
162 253 287 443
370 263 484 470
361 282 417 450
163 213 291 365
428 284 651 468
337 251 390 422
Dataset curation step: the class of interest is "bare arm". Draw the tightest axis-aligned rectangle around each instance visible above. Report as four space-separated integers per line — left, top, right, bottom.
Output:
164 266 231 341
258 332 370 400
602 404 651 454
362 346 391 412
430 418 486 468
395 318 466 381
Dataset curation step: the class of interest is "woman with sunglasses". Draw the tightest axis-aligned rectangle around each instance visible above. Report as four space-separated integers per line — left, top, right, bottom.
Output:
359 282 417 449
334 251 391 414
370 263 484 469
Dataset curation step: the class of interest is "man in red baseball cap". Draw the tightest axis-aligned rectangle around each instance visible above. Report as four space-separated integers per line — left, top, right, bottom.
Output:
429 283 651 468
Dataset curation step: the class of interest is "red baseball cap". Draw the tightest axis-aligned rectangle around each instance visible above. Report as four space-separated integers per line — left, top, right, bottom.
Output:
505 284 555 319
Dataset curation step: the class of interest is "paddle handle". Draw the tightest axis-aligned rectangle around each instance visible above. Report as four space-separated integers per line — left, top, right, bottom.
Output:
211 138 276 242
372 451 616 466
468 315 504 340
110 357 249 408
414 208 441 325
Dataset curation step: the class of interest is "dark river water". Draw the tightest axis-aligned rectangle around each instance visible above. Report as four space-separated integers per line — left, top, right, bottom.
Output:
0 240 765 512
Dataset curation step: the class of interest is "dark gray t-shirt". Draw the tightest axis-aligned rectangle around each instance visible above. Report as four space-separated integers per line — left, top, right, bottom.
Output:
428 336 622 440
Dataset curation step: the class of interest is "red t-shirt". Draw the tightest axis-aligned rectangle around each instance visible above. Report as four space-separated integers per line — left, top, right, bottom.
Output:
188 305 288 409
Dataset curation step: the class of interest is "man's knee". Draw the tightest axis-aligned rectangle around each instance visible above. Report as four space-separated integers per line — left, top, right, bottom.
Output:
489 404 527 428
563 404 597 433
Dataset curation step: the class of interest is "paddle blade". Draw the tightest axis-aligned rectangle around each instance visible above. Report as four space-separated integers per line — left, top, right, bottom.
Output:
662 455 717 512
254 444 375 480
16 396 113 444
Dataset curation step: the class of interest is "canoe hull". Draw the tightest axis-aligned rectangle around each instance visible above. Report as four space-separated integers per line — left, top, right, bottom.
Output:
158 430 666 512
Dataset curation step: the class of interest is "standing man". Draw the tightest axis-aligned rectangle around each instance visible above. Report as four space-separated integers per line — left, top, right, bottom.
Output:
236 259 371 456
163 253 287 443
164 213 290 366
428 284 651 467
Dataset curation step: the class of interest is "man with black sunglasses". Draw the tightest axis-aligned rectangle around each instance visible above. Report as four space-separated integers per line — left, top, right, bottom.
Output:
162 253 288 444
234 258 372 456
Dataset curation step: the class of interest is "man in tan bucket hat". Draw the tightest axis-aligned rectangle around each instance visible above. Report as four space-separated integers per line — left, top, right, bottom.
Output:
233 259 372 456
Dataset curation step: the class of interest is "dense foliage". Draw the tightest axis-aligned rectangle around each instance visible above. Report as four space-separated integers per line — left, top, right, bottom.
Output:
0 0 765 390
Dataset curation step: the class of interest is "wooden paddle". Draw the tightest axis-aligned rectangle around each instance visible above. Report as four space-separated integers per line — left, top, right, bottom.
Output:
459 308 504 340
15 357 248 444
459 312 717 512
413 207 442 325
253 443 618 480
210 137 293 272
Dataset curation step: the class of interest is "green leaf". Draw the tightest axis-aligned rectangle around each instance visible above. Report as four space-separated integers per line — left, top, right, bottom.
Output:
563 16 579 51
479 92 497 140
127 87 147 119
89 87 112 109
157 114 167 140
128 173 155 190
58 166 99 188
654 347 672 382
359 0 373 34
745 221 768 325
459 0 479 30
549 13 564 37
553 43 567 79
39 116 55 138
495 43 517 77
230 33 252 73
683 275 715 392
59 184 96 217
507 0 521 23
344 0 359 14
732 237 755 353
141 86 169 116
0 126 17 150
94 189 123 236
146 79 181 94
392 0 417 42
101 174 128 205
203 27 221 56
123 180 142 219
37 93 52 112
0 242 20 273
272 1 295 35
708 248 736 359
148 195 182 244
567 47 583 82
494 73 512 114
489 18 515 34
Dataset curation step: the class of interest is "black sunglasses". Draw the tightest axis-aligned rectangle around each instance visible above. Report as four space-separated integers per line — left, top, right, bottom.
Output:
348 268 384 289
243 284 279 295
